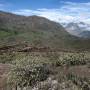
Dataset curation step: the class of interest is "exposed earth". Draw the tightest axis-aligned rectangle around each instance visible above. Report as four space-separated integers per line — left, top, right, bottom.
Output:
0 64 10 89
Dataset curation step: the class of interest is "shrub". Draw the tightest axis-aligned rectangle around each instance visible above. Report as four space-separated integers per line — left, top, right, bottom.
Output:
0 52 15 63
62 53 88 66
8 55 50 88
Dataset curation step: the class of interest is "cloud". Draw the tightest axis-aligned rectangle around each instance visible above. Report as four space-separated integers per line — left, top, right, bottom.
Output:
12 2 90 24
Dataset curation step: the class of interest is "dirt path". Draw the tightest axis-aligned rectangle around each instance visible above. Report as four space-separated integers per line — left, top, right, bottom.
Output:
0 64 10 89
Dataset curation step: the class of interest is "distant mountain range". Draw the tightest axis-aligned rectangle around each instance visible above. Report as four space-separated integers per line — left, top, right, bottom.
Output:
63 22 90 38
0 11 90 51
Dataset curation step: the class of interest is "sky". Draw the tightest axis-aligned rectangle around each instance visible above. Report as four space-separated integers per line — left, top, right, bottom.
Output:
0 0 90 24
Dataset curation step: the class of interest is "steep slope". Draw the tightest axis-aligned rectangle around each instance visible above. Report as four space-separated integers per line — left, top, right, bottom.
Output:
0 11 90 50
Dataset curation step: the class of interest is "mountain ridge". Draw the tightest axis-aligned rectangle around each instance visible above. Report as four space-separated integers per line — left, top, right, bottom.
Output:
64 22 90 38
0 11 90 50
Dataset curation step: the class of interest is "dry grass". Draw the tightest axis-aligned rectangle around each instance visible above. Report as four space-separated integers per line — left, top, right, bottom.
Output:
0 51 90 90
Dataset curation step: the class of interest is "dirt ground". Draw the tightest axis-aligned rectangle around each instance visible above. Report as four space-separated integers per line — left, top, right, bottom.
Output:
0 64 10 89
51 65 90 82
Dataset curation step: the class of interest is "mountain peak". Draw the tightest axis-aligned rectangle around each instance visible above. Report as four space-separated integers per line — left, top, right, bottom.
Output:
63 22 90 38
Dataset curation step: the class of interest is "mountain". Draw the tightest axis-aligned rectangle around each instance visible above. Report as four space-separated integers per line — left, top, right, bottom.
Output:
64 22 90 38
79 31 90 38
0 11 90 50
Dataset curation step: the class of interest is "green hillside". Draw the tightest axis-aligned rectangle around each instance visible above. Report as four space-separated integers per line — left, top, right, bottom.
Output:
0 11 90 50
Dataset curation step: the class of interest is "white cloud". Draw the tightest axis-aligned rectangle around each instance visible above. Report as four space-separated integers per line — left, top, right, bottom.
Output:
12 2 90 24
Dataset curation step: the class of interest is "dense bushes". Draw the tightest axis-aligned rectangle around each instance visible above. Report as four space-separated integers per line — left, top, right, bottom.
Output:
62 53 88 66
8 56 51 88
50 53 89 67
4 52 90 89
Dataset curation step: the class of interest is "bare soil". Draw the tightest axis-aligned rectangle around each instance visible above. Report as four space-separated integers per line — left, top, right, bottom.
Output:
0 64 10 89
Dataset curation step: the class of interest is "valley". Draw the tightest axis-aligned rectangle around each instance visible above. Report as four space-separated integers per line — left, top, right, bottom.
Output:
0 11 90 90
